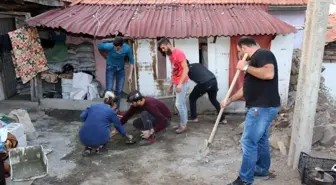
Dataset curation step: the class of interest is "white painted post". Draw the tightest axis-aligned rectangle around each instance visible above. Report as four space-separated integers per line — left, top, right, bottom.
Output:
287 0 332 169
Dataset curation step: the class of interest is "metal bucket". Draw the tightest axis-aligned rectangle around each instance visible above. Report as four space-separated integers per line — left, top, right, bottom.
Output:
8 145 48 181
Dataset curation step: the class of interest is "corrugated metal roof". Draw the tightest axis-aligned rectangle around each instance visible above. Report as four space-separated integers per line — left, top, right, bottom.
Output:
70 0 308 6
28 5 137 37
326 13 336 44
127 5 296 38
28 5 296 38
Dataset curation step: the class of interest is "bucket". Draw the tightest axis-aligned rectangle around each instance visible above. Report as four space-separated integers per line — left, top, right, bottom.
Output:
8 145 48 181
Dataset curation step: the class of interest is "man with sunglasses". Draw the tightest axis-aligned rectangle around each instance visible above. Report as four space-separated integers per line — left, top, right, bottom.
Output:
98 36 135 117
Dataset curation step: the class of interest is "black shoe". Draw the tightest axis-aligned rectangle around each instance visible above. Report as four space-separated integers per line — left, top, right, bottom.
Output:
227 177 252 185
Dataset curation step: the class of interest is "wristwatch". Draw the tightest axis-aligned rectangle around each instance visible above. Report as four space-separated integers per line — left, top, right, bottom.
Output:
243 64 249 72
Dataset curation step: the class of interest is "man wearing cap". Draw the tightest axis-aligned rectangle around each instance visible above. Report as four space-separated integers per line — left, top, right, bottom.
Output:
119 90 172 145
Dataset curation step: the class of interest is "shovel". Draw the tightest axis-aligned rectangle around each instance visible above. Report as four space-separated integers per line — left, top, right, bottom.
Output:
197 53 248 159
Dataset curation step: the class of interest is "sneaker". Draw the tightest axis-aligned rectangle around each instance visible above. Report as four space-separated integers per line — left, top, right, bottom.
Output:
188 117 199 122
175 125 187 134
227 177 252 185
82 147 93 157
219 114 227 124
95 147 108 155
139 134 157 146
254 171 276 180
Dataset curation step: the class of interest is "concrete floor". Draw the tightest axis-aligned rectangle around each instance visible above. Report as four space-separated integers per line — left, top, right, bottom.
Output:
5 109 302 185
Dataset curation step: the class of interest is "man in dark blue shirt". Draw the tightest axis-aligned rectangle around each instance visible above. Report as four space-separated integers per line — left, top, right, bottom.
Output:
98 37 135 115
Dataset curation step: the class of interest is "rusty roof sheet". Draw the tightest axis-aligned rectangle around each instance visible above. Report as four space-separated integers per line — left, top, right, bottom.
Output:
70 0 308 5
28 5 296 38
326 14 336 44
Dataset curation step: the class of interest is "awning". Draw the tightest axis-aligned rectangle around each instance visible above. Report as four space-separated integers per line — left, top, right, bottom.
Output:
28 4 296 38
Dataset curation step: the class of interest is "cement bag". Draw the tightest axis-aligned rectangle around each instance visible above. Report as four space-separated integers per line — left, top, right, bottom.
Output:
87 84 99 100
70 88 87 100
8 109 38 141
72 72 93 90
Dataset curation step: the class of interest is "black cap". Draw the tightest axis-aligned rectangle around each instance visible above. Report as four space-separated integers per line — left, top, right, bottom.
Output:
127 90 143 102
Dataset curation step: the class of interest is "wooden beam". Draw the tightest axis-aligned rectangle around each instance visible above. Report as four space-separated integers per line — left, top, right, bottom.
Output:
24 0 64 7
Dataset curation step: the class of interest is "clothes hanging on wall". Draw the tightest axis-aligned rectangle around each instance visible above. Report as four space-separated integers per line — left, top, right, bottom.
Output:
8 27 48 84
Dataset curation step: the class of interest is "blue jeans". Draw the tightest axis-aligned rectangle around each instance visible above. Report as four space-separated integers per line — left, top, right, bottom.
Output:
106 66 125 110
239 107 280 183
174 83 189 125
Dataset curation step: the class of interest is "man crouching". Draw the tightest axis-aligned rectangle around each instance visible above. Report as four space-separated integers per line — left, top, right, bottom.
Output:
120 90 172 145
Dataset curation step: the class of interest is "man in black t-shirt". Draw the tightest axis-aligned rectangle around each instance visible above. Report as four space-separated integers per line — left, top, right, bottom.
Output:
221 37 280 185
187 61 226 123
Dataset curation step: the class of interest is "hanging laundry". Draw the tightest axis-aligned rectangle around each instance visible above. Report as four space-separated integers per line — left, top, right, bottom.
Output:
8 27 48 84
0 34 12 53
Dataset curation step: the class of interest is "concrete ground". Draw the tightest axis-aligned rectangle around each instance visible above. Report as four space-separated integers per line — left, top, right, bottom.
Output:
6 109 302 185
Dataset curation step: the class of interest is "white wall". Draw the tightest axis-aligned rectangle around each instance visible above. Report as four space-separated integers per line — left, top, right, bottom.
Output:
270 33 295 106
322 63 336 100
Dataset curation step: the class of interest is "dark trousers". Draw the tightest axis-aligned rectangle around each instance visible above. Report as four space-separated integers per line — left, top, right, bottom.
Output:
133 111 171 131
189 78 222 119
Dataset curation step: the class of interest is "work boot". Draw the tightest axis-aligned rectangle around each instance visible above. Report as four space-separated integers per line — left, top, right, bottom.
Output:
227 177 252 185
139 134 156 146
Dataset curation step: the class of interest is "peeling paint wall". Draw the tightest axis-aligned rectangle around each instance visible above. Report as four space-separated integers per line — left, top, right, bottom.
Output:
135 39 168 96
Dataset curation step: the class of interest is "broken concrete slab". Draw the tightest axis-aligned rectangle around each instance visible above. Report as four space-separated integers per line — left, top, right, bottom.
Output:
320 125 336 146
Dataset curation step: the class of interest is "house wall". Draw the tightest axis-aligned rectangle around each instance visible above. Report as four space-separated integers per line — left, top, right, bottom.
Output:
269 10 306 49
131 34 294 113
322 42 336 100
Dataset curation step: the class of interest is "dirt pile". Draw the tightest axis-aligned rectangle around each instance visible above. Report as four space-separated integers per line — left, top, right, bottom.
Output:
270 49 336 152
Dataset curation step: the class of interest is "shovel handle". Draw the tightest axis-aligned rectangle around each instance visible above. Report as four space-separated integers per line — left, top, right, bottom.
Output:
208 53 249 144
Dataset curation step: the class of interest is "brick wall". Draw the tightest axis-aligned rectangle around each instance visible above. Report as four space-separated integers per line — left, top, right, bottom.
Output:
324 42 336 63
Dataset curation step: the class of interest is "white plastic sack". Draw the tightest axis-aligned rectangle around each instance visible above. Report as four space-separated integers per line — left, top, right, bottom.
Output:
70 88 87 100
8 109 39 141
87 84 99 100
72 72 93 90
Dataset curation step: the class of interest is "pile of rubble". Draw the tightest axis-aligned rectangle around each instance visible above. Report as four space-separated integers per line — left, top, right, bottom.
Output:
270 49 336 155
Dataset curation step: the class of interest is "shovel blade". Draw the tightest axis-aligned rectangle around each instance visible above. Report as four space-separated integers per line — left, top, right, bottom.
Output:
196 139 210 160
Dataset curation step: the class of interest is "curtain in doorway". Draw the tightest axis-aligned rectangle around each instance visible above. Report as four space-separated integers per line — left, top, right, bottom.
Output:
229 35 273 100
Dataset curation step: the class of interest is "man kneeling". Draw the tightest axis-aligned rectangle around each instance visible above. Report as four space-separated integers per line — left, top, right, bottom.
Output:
120 90 172 145
79 91 134 156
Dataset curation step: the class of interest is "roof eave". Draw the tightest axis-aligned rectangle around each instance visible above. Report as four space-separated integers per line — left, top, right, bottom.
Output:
268 5 307 11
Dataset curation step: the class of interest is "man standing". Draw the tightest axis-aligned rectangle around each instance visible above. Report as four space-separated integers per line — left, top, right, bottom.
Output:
120 90 172 145
98 36 135 116
158 38 189 134
221 36 280 185
187 61 226 124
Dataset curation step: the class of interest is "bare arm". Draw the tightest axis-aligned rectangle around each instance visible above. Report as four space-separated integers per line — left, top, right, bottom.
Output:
246 64 274 80
178 60 189 85
230 87 244 102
